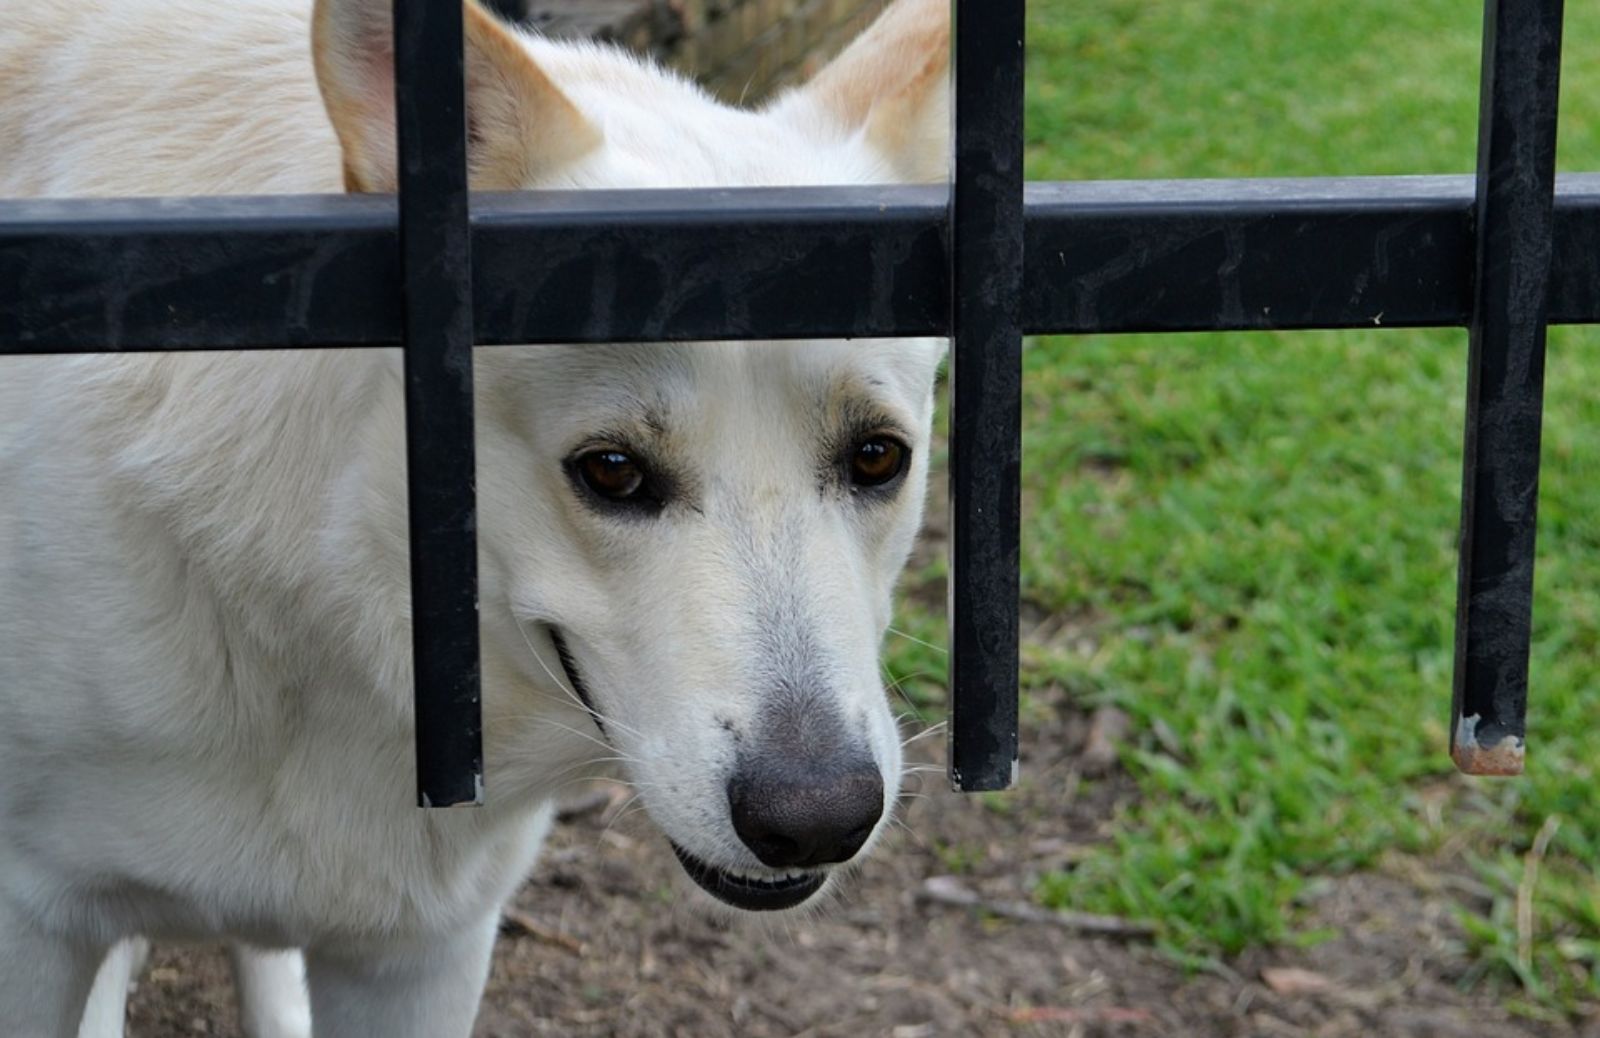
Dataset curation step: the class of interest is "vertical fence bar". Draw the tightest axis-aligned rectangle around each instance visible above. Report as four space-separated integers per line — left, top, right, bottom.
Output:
1450 0 1564 776
394 0 484 806
947 0 1025 791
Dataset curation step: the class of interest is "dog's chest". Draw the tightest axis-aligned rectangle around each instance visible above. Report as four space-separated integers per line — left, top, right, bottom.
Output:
71 784 553 947
10 695 554 948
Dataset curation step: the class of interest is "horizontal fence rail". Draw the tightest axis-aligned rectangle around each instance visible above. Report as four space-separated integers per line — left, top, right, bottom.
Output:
5 175 1600 355
7 177 1599 792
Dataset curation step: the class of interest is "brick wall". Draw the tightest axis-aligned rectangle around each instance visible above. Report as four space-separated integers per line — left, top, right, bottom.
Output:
514 0 883 103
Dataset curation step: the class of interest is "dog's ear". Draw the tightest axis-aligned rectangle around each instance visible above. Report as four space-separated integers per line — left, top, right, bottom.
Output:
783 0 950 183
313 0 600 192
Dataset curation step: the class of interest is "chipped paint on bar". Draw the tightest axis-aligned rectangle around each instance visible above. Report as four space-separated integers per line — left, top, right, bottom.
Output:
1451 714 1527 776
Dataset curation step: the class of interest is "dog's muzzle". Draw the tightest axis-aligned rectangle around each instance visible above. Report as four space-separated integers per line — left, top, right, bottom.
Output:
548 624 871 912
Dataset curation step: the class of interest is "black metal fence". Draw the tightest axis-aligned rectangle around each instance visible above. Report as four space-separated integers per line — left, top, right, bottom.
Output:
0 0 1587 803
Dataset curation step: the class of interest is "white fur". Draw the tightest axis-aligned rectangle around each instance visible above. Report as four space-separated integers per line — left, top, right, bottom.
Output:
0 0 948 1035
74 939 146 1038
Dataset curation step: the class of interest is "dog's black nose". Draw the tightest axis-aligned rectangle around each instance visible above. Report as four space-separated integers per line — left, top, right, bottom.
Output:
728 758 884 868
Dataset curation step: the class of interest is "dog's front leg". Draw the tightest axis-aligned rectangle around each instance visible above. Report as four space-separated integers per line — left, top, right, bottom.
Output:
0 905 108 1038
303 914 499 1038
231 944 312 1038
76 938 150 1038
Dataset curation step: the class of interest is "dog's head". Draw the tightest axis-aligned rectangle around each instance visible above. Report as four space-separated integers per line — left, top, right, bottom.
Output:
315 0 949 911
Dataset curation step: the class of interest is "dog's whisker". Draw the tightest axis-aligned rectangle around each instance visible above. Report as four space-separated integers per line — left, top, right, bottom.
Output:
541 768 668 814
595 791 646 844
498 702 648 753
516 715 644 762
513 622 604 726
880 666 936 719
900 721 948 748
502 713 623 755
546 773 620 796
611 802 651 828
884 625 948 655
510 617 591 703
539 757 636 783
512 617 645 740
526 691 649 743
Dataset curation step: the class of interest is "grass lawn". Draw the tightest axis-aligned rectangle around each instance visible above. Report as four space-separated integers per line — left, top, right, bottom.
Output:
887 0 1600 1014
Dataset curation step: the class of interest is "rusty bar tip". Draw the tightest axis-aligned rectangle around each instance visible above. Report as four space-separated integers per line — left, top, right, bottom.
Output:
1451 713 1526 776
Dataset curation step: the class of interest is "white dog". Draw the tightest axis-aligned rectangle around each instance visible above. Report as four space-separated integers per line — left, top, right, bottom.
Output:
0 0 949 1035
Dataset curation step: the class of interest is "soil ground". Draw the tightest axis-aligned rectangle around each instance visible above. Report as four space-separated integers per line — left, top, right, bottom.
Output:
124 682 1599 1037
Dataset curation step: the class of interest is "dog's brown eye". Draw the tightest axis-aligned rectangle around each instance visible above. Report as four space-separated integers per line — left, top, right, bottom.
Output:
578 450 645 500
850 437 908 488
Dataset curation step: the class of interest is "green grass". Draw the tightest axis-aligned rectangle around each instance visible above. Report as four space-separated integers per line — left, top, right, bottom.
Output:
885 0 1600 1010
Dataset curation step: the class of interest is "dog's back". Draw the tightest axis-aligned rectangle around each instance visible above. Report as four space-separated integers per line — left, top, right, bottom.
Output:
0 0 340 198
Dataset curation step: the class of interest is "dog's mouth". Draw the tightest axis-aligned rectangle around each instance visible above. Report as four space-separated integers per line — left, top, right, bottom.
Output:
547 625 827 912
669 843 827 911
548 626 607 737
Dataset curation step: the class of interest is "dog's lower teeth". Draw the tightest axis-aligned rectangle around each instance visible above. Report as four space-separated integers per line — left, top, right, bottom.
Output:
723 867 809 887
